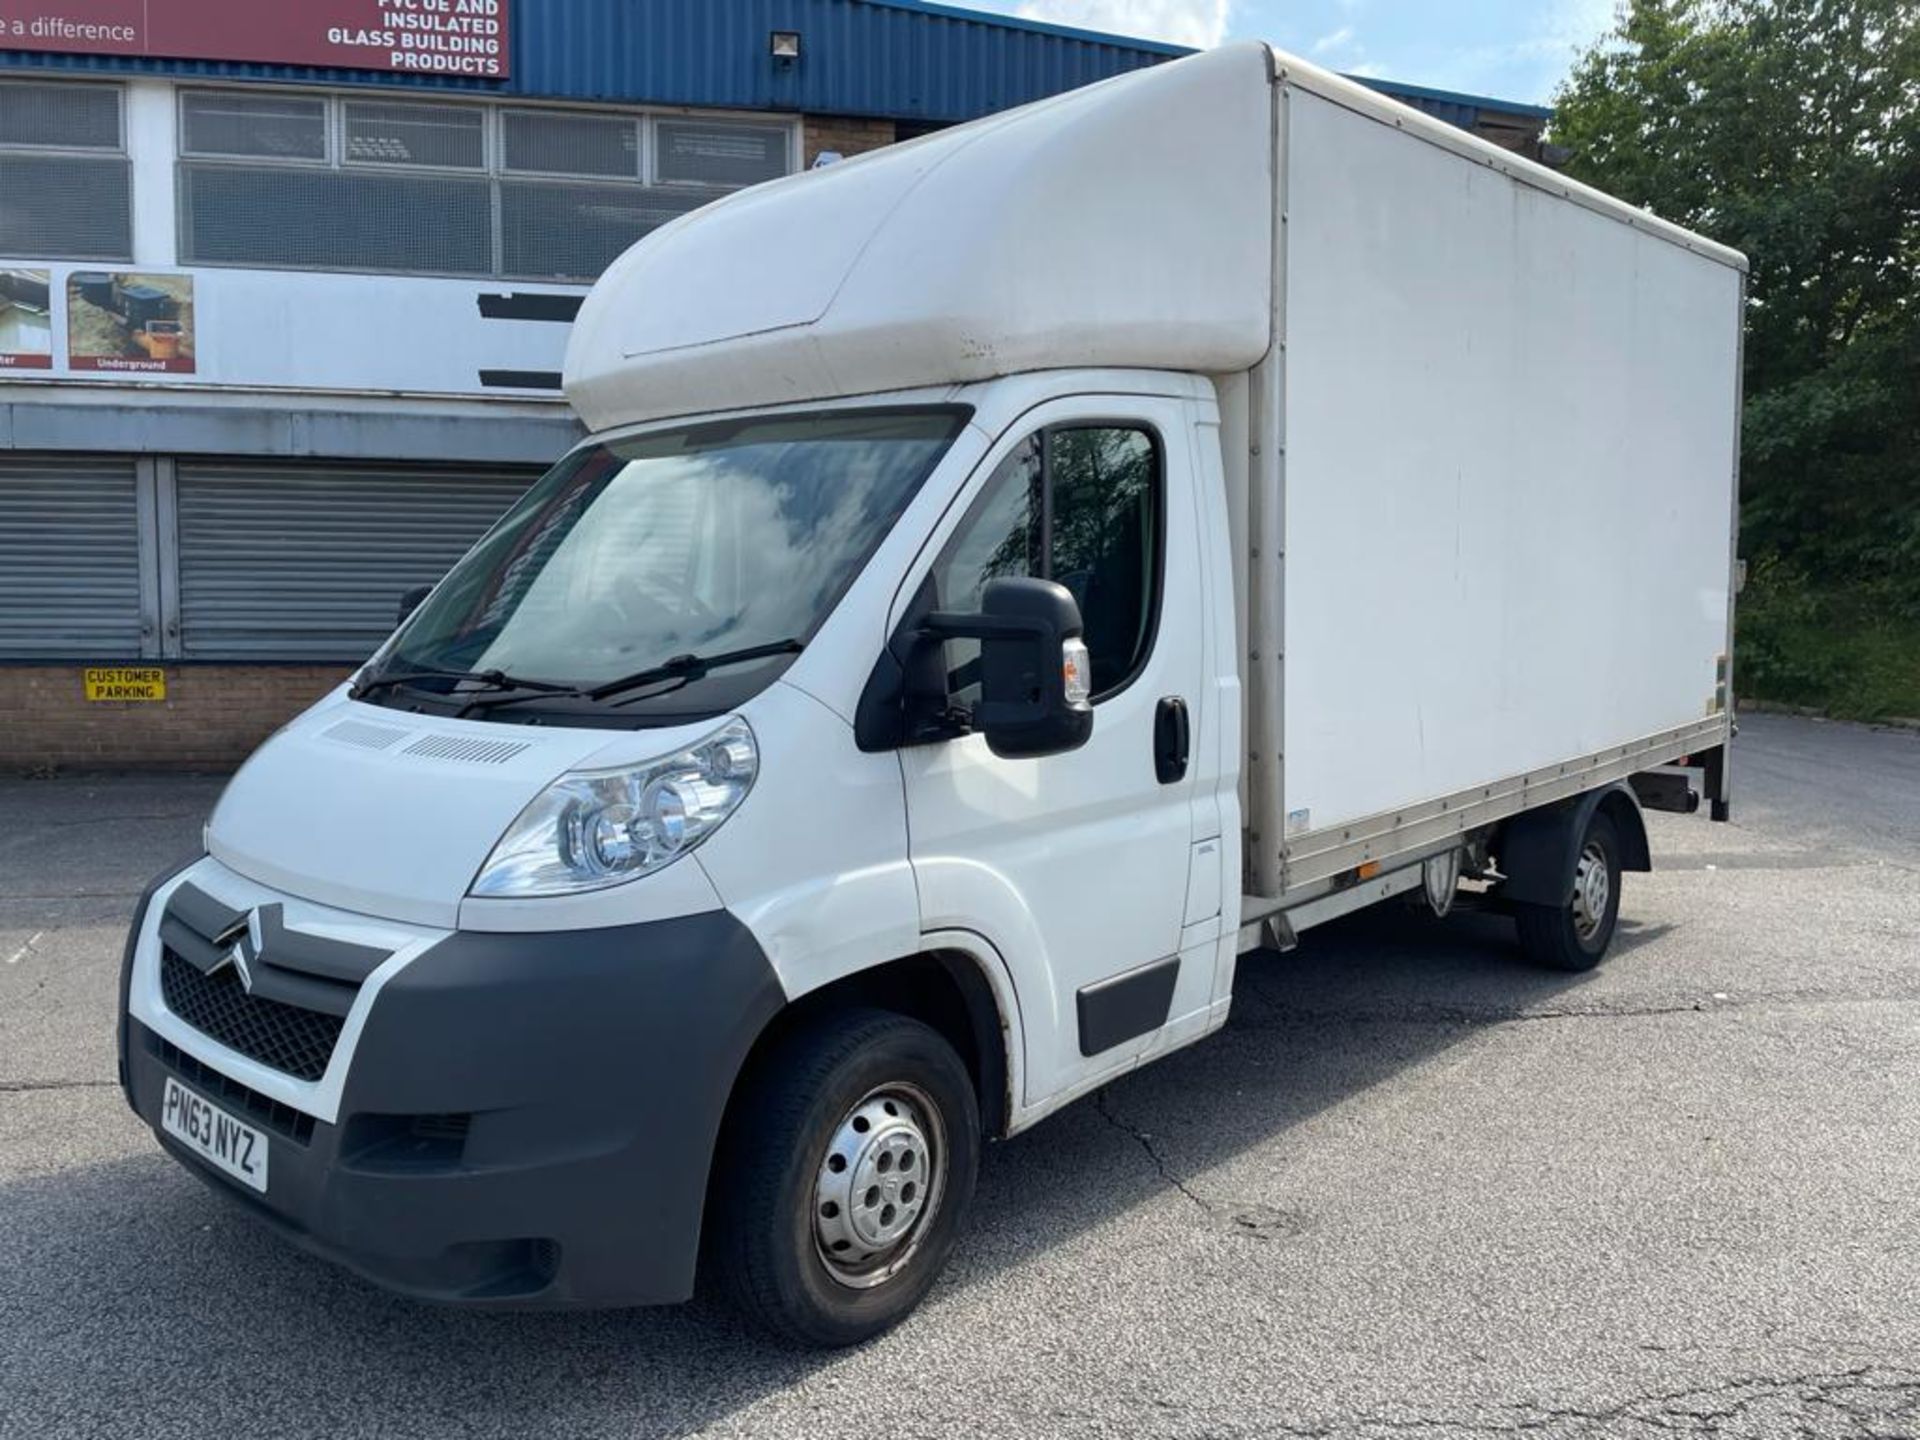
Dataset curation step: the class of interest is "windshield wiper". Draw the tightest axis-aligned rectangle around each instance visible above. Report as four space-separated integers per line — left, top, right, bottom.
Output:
350 665 575 702
586 638 805 701
451 638 807 715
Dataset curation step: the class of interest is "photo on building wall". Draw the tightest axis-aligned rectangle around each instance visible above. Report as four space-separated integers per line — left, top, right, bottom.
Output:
67 271 197 374
0 269 53 370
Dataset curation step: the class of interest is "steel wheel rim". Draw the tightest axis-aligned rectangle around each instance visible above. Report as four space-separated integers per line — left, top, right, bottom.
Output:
812 1081 946 1290
1570 838 1611 942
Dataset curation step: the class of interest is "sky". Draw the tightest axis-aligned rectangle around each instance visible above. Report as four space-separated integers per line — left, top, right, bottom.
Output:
952 1 1625 106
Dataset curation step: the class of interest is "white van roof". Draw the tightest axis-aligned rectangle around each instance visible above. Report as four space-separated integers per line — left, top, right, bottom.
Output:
563 42 1276 432
563 40 1745 433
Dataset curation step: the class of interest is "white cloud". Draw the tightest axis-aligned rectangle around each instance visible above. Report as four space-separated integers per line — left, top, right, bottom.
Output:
1421 0 1624 101
1311 24 1355 56
1545 0 1624 57
1000 0 1234 49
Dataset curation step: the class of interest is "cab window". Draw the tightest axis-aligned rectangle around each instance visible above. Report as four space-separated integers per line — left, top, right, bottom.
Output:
930 424 1161 704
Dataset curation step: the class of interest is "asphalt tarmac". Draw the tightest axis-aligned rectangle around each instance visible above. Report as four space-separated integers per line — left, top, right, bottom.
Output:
2 711 1916 1438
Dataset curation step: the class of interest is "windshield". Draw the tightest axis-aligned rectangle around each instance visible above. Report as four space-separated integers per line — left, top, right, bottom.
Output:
369 407 967 719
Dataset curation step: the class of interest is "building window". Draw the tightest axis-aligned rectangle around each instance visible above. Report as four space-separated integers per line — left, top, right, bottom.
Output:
343 99 486 170
500 108 638 178
0 82 131 262
181 91 327 162
498 107 657 279
654 119 791 187
177 90 797 284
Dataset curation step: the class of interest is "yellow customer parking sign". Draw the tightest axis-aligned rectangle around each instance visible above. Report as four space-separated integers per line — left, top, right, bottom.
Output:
84 667 166 702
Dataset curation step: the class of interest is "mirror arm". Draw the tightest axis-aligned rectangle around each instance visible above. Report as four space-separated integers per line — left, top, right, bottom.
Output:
916 611 1046 644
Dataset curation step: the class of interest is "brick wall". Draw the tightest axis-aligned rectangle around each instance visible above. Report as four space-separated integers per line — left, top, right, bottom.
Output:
0 664 353 774
803 114 897 166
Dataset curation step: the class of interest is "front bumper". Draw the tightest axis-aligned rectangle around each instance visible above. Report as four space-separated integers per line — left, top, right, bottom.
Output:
121 866 784 1308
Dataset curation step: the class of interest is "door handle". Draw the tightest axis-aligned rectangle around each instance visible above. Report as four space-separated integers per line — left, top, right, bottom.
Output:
1154 696 1190 784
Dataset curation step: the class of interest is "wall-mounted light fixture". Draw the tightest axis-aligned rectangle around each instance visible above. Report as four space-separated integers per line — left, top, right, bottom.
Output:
770 30 801 63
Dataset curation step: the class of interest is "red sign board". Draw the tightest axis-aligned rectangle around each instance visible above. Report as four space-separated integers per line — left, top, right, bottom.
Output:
0 1 510 78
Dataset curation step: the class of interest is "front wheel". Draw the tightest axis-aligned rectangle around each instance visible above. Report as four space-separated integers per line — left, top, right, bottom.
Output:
1513 810 1622 971
711 1009 980 1347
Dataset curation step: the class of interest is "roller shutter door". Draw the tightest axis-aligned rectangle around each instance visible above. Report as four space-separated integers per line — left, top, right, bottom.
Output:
175 462 536 660
0 454 142 657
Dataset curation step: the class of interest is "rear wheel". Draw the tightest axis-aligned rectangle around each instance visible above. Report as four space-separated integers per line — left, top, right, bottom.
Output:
712 1008 980 1347
1514 810 1622 971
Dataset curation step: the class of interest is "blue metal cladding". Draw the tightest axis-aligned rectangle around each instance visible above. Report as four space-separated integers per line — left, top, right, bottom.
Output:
0 0 1544 127
0 0 1164 121
1354 75 1553 128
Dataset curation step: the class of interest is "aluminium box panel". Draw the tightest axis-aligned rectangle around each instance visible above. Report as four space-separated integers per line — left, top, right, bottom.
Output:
1274 86 1741 847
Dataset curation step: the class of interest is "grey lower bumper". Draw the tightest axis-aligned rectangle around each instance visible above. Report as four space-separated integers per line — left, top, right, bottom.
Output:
122 894 785 1308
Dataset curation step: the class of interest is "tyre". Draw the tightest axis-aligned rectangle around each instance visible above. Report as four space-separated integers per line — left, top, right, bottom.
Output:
1513 810 1622 972
711 1008 980 1347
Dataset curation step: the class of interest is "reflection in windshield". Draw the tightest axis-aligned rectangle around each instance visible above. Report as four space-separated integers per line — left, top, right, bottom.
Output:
386 409 966 691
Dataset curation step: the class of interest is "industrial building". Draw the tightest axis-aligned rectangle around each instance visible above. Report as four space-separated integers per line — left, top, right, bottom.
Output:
0 0 1550 768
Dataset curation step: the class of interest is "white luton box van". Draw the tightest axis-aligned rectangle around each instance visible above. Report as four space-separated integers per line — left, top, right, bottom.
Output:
119 43 1744 1345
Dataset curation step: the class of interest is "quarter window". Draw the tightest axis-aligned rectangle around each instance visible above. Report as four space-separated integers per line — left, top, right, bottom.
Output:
931 425 1161 704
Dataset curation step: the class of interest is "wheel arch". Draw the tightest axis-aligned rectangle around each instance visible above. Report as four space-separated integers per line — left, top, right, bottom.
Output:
726 945 1018 1148
1497 781 1650 906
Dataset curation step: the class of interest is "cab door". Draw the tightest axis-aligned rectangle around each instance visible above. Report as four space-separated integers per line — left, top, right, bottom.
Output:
899 395 1213 1107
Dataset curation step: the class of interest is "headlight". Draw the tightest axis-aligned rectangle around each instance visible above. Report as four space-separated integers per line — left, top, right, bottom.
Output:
469 718 758 897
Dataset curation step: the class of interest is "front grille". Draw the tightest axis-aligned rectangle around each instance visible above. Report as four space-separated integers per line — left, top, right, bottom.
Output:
142 1025 316 1143
160 948 344 1082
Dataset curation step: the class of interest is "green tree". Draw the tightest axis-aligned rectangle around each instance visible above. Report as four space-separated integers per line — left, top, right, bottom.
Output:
1552 0 1920 619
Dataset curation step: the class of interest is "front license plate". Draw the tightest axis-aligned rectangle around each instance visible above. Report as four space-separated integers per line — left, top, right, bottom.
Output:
161 1077 268 1193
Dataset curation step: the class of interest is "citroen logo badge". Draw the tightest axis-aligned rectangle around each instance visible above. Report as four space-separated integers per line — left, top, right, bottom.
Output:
212 910 263 994
227 937 255 994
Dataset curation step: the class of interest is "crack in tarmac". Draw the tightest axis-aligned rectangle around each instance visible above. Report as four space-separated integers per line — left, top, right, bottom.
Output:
1094 1085 1211 1214
1076 987 1920 1436
1005 1365 1920 1437
1333 1364 1920 1437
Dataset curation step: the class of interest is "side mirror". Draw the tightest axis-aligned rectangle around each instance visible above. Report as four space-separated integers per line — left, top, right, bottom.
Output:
921 577 1093 758
396 584 433 627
